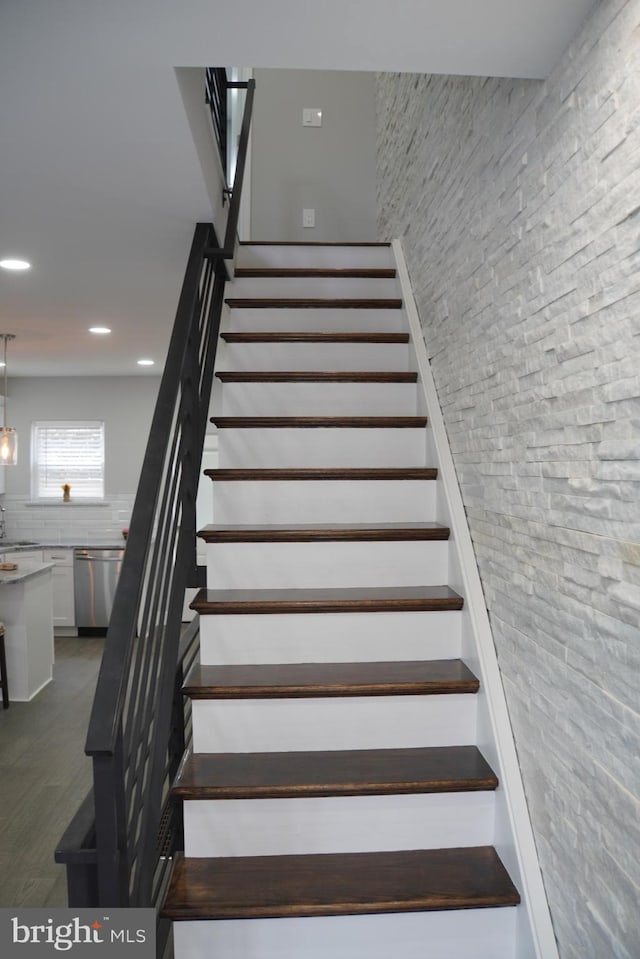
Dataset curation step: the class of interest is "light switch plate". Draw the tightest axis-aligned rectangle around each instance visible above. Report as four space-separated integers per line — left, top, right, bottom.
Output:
302 209 315 228
302 108 323 127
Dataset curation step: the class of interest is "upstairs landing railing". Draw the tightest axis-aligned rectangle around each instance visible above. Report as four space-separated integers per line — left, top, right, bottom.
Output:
56 75 255 951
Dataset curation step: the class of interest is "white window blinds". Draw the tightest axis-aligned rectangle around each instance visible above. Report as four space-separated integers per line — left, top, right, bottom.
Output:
31 421 105 500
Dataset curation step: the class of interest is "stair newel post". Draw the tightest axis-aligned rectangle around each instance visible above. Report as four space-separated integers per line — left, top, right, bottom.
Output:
92 722 130 906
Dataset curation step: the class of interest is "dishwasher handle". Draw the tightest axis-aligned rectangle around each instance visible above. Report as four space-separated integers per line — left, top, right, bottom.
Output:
74 549 125 561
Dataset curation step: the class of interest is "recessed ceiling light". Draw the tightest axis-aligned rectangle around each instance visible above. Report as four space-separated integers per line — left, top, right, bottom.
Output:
89 326 111 335
0 258 31 271
137 358 155 366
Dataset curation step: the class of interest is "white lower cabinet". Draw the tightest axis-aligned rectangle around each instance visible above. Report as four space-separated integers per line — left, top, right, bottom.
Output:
43 548 76 631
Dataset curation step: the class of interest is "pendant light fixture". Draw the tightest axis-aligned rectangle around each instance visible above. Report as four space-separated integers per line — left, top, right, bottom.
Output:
0 334 17 466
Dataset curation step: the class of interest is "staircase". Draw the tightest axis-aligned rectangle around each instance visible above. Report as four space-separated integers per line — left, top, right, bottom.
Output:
161 241 556 958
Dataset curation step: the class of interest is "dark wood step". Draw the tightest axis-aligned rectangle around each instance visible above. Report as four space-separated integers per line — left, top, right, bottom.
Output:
216 371 417 383
183 660 479 700
211 416 428 428
161 846 520 919
190 584 464 615
205 468 437 481
224 298 403 309
233 268 397 279
239 241 392 247
173 745 498 800
221 331 408 343
197 522 450 543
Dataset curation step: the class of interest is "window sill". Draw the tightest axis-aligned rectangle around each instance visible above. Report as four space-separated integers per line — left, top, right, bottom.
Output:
26 500 111 507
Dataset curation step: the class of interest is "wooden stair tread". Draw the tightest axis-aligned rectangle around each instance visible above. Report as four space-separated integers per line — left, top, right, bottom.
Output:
205 467 437 481
233 268 397 279
211 416 428 428
238 241 392 247
161 847 520 919
216 370 416 382
197 522 450 542
190 584 464 614
173 746 498 800
224 298 403 309
183 659 479 699
221 331 408 343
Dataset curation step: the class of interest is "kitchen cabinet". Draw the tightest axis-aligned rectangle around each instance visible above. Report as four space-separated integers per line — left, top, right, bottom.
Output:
0 563 54 700
43 548 75 632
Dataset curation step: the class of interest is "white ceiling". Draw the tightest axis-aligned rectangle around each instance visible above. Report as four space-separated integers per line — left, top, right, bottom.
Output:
0 0 596 377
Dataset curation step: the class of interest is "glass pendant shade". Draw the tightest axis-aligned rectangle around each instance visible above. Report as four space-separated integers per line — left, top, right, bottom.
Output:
0 428 17 466
1 334 17 465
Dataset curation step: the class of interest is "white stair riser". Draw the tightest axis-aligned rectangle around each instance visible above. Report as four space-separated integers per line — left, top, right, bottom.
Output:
236 245 394 270
174 906 517 959
198 610 462 665
211 480 436 524
206 540 449 589
225 307 406 333
183 792 496 857
217 341 410 372
230 276 399 298
217 428 429 468
191 694 477 753
219 382 418 416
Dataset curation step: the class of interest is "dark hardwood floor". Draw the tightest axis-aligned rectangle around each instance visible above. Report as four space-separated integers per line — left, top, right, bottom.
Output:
0 636 103 906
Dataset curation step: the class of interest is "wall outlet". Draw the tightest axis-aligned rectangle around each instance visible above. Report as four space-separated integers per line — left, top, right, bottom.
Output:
302 108 323 127
302 208 315 228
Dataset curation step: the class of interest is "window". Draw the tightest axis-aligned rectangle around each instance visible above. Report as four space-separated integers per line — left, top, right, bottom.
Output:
31 421 105 500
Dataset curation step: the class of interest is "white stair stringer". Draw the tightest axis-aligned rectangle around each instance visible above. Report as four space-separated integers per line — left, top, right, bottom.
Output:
164 241 555 959
392 239 560 959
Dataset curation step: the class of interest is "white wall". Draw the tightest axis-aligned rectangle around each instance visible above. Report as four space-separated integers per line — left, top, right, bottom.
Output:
2 377 160 542
250 69 378 242
375 2 640 957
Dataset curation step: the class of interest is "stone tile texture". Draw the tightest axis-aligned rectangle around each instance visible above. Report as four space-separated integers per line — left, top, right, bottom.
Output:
376 1 640 956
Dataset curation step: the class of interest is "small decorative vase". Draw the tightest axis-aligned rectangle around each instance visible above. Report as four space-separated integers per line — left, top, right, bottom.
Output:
62 488 71 503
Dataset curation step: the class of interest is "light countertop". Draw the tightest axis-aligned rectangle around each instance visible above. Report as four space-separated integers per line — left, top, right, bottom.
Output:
0 560 55 585
0 542 126 551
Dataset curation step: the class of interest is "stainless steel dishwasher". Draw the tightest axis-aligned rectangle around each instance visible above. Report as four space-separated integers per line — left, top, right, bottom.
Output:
74 547 125 628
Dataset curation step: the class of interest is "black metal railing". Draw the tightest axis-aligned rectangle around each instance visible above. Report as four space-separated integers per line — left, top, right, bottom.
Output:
205 67 229 180
56 70 255 945
56 219 223 912
205 68 253 195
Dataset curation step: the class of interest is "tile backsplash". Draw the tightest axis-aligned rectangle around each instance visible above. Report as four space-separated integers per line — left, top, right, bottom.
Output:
1 493 135 545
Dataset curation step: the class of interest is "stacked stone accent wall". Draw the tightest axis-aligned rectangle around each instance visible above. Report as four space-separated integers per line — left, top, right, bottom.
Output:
376 2 640 956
